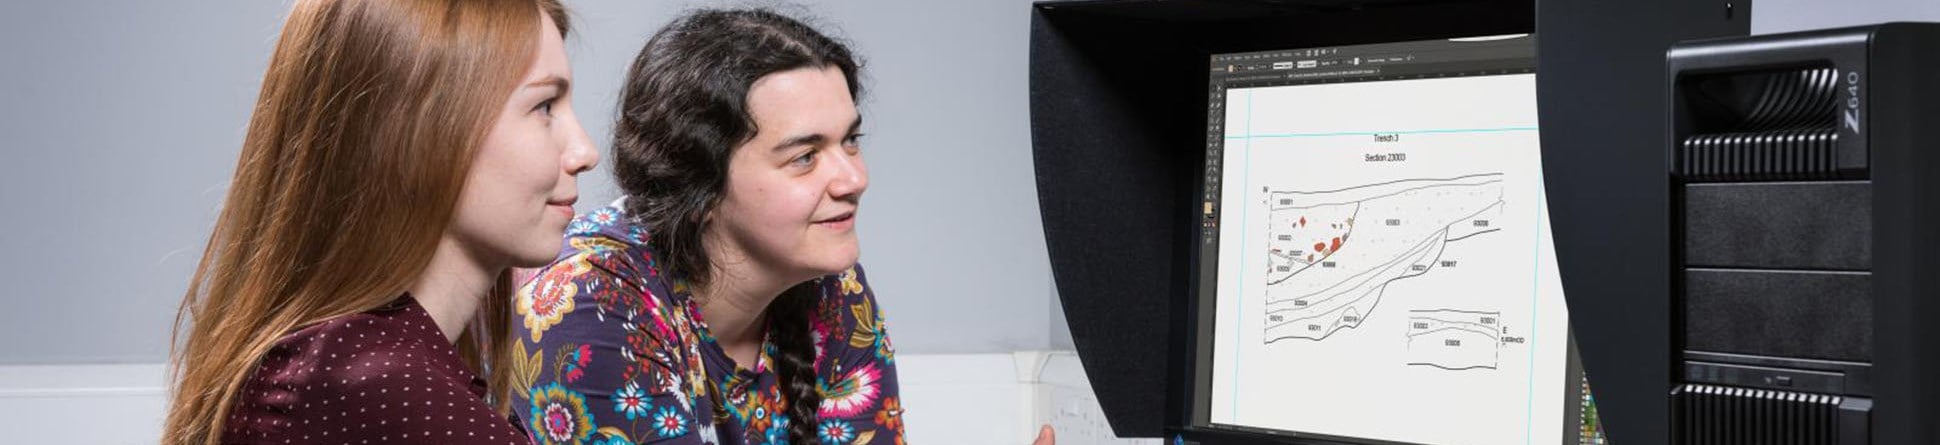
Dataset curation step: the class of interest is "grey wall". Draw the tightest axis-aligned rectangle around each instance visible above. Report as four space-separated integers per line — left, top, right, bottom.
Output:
7 0 1935 365
1 2 295 364
1753 0 1940 34
0 0 1052 365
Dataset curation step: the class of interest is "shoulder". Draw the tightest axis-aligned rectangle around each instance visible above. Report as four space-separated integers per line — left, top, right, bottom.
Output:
229 308 520 443
515 201 707 392
815 263 884 330
251 306 475 397
805 265 903 426
811 263 895 365
565 199 644 245
550 198 659 285
518 200 680 338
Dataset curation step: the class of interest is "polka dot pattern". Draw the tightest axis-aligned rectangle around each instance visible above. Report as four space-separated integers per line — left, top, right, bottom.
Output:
223 297 531 444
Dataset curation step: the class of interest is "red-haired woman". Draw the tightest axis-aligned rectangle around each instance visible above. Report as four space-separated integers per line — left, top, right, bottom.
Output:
162 0 596 443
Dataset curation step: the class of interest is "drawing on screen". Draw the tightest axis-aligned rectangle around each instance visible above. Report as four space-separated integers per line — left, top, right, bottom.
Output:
1404 308 1515 371
1261 173 1505 344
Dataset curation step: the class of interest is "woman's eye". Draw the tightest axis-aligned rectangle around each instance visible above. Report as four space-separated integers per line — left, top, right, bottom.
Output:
533 99 556 117
841 134 864 154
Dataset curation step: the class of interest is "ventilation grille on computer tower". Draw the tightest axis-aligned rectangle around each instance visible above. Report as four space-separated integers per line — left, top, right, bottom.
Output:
1672 383 1842 445
1681 128 1840 181
1678 68 1845 181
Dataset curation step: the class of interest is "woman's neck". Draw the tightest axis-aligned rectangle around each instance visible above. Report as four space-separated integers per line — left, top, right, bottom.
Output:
409 236 501 343
695 236 800 367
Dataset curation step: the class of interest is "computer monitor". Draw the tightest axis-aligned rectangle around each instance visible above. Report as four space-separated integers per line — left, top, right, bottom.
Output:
1184 34 1587 445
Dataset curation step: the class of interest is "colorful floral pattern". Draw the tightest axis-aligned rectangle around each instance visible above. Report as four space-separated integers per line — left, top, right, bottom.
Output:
817 419 857 444
874 397 905 445
517 259 584 342
565 343 593 382
819 363 882 418
654 405 690 438
839 268 864 296
615 382 650 420
511 199 904 444
529 382 598 445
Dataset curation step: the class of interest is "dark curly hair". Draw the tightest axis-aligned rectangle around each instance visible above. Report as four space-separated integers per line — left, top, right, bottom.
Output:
611 8 861 444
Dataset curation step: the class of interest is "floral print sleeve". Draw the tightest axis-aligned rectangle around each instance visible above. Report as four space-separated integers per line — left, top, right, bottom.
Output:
512 200 904 445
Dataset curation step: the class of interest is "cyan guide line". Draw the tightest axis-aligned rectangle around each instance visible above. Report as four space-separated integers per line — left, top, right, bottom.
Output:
1523 157 1547 445
1232 89 1252 419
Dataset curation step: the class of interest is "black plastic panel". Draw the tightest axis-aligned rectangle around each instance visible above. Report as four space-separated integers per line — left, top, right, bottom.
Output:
1683 182 1871 270
1683 268 1873 362
1684 350 1875 397
1541 0 1752 442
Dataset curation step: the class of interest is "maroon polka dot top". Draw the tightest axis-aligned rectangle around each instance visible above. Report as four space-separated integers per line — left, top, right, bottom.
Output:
222 296 530 444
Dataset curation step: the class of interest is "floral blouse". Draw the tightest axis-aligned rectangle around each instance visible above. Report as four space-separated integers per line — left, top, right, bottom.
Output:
510 199 904 445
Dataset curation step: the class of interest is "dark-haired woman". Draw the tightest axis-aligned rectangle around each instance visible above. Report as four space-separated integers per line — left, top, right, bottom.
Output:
510 9 904 445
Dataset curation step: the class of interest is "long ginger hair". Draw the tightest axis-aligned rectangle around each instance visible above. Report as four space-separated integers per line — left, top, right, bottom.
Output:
162 1 567 443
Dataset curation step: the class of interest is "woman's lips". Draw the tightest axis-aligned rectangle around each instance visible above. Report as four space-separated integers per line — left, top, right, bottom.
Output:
815 212 855 230
547 197 577 217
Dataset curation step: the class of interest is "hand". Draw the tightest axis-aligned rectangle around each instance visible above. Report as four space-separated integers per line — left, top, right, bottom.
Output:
1032 424 1055 445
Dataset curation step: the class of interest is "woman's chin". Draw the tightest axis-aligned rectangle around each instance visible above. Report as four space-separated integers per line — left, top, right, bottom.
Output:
810 249 861 276
506 242 563 269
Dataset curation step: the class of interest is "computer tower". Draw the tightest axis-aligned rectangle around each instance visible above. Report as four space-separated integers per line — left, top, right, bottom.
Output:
1667 23 1940 444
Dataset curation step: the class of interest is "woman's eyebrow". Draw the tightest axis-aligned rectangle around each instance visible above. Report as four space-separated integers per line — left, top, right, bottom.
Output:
524 75 570 94
771 116 865 153
772 133 827 152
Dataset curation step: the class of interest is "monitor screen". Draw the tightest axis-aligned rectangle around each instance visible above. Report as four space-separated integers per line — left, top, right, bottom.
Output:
1191 34 1581 445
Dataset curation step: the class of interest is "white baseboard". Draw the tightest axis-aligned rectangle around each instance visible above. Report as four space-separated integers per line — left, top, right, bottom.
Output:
0 363 168 445
0 353 1156 445
897 351 1158 445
